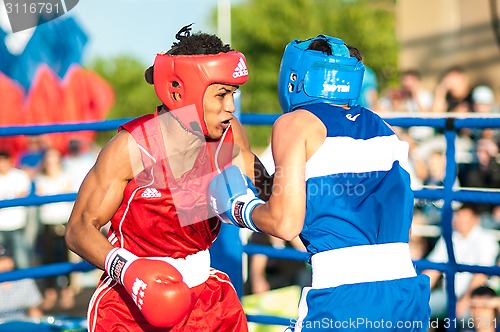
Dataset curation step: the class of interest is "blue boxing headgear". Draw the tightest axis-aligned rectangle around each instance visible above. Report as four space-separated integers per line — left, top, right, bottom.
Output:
278 35 365 113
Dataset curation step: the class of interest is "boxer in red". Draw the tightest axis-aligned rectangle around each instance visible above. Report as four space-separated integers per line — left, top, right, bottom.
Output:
65 24 269 331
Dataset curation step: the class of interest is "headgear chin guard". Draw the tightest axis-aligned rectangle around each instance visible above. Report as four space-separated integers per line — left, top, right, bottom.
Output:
278 35 365 113
152 51 249 135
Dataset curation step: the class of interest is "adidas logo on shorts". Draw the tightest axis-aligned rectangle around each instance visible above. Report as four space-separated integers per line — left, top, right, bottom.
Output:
141 188 161 198
233 58 248 78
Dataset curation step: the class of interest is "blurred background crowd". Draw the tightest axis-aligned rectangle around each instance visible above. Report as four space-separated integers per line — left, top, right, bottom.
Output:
0 138 98 318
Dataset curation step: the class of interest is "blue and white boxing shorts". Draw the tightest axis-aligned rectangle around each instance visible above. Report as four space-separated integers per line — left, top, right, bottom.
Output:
286 243 430 331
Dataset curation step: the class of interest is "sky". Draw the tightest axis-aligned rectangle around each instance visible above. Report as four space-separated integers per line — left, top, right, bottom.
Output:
0 0 232 65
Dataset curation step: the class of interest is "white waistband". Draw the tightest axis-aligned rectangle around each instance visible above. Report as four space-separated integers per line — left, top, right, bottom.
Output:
151 249 211 288
311 243 416 289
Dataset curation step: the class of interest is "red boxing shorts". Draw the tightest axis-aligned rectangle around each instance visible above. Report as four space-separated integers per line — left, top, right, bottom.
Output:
87 268 248 332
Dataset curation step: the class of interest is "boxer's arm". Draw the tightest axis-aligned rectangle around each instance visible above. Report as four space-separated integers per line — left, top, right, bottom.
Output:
211 111 324 238
66 131 142 270
231 117 273 200
251 111 311 240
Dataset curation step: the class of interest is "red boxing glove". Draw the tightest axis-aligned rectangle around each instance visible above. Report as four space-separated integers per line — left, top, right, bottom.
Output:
105 248 192 327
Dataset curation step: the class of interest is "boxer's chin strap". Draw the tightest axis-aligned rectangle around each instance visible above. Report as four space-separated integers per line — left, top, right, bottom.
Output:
166 106 205 139
214 123 231 174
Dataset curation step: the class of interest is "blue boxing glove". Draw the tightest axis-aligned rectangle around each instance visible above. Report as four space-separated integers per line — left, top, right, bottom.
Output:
209 165 264 232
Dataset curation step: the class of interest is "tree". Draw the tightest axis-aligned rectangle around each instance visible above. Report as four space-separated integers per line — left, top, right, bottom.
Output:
87 55 159 144
224 0 398 147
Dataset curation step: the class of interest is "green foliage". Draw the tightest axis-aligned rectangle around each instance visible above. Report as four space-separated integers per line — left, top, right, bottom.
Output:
228 0 398 147
86 56 160 144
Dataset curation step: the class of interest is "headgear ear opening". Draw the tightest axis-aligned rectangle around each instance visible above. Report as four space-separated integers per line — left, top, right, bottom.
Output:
278 35 365 113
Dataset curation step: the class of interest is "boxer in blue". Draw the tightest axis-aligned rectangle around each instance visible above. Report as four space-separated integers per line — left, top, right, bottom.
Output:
209 34 431 331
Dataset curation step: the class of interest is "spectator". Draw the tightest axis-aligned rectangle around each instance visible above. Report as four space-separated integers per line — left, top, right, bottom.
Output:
0 151 32 269
471 85 499 142
244 233 311 295
388 69 436 142
17 135 47 181
424 149 448 187
16 135 48 268
463 286 499 332
62 139 97 193
412 130 475 167
379 69 433 113
430 67 483 156
471 294 500 311
400 69 434 114
34 148 75 311
379 69 435 161
415 149 461 225
0 245 43 323
432 66 474 114
61 140 100 294
409 211 432 261
458 138 500 229
378 87 406 113
357 65 379 110
472 85 497 115
423 204 500 320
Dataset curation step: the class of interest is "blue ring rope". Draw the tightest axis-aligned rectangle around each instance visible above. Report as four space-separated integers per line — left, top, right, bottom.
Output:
1 114 499 332
238 113 500 128
0 261 94 283
0 118 134 136
2 189 499 209
2 115 499 136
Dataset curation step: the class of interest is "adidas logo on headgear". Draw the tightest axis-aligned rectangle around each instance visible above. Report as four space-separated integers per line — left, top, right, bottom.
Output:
233 58 248 78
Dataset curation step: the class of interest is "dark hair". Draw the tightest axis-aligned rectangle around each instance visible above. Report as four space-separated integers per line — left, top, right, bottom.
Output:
167 23 231 55
402 69 422 79
69 139 81 154
308 39 333 55
460 202 481 215
445 66 465 74
439 65 466 81
40 148 61 175
306 38 363 61
145 24 231 84
346 45 363 61
471 286 497 298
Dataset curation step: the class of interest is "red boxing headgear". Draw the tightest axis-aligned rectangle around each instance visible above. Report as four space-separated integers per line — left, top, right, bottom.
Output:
153 51 249 135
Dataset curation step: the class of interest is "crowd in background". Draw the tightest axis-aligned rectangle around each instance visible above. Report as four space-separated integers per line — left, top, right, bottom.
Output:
359 65 500 330
369 66 499 232
0 137 97 318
